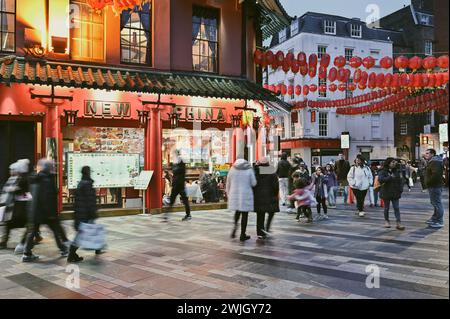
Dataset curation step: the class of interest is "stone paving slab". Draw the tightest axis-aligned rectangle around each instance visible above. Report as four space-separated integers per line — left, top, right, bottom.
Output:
0 188 448 299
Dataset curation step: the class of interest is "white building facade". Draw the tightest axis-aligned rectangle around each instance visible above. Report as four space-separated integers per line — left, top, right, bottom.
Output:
267 12 399 168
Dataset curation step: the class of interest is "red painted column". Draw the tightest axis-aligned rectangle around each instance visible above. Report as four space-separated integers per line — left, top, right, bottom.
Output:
146 109 163 212
44 104 63 213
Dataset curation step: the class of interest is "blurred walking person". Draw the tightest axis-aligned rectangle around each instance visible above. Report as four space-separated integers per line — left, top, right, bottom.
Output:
378 158 405 230
347 155 373 217
227 158 257 242
423 149 445 229
22 159 69 262
68 166 101 263
254 157 279 240
311 167 329 220
276 153 291 207
335 154 351 204
324 164 338 208
165 150 191 221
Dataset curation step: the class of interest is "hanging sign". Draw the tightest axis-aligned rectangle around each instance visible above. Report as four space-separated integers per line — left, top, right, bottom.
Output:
341 132 350 149
440 123 448 143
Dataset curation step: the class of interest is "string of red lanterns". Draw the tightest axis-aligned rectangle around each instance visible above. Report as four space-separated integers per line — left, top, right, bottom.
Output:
335 88 449 116
87 0 150 14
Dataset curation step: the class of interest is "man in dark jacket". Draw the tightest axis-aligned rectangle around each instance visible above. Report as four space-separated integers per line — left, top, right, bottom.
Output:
22 159 68 262
276 153 291 206
166 150 191 221
68 166 99 263
254 158 279 239
423 149 444 229
335 154 351 204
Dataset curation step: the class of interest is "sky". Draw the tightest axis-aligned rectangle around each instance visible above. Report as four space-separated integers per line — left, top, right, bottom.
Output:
279 0 411 22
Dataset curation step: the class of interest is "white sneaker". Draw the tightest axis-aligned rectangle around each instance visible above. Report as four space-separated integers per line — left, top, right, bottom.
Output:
14 244 24 255
359 211 366 217
323 215 329 220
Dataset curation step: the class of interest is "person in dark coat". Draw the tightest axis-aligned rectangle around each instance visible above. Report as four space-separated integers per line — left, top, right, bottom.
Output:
378 158 405 230
276 153 291 206
68 166 100 263
311 167 329 220
166 150 191 221
22 159 69 262
335 154 351 204
423 149 445 229
253 158 279 240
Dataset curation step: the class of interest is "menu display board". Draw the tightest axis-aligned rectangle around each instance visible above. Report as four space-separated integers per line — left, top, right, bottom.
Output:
73 127 144 154
68 153 140 189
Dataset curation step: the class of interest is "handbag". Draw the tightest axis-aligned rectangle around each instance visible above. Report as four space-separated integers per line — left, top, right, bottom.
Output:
408 177 414 187
75 222 106 250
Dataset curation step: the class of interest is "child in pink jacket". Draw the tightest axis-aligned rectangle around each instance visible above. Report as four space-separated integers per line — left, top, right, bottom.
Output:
288 175 316 223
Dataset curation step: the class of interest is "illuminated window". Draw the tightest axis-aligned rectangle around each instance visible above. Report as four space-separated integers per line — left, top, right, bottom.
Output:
0 0 15 53
120 2 151 65
70 0 104 61
192 6 219 73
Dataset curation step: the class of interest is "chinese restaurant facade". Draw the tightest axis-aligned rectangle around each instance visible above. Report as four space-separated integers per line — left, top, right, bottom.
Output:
0 0 291 213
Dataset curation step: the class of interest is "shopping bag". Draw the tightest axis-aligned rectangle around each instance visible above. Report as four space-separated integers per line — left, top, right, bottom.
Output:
0 205 12 223
408 177 414 187
75 222 106 250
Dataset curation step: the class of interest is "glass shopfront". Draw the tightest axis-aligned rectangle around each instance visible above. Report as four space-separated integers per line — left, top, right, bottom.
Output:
62 126 145 209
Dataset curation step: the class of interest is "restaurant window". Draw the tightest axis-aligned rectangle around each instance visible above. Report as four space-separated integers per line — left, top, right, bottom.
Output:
192 6 219 73
319 112 328 137
371 114 381 139
70 0 104 61
425 40 433 56
318 45 327 59
345 48 354 62
350 24 362 38
0 0 15 53
400 121 408 135
120 2 151 65
324 20 336 35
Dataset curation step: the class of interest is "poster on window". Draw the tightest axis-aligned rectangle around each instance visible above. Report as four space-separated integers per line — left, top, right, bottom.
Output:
67 153 140 189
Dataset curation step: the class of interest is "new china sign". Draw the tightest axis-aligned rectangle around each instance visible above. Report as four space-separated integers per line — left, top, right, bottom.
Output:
84 101 131 118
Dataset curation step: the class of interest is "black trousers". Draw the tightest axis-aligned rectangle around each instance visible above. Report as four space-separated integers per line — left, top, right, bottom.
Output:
169 184 191 216
352 189 368 212
24 219 66 255
234 211 248 237
316 195 327 215
0 222 28 245
297 206 312 220
256 212 275 236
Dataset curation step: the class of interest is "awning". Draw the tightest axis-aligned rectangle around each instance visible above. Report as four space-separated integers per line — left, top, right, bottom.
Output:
0 56 290 113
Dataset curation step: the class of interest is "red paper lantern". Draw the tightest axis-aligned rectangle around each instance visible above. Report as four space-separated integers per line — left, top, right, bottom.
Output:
338 83 347 92
420 73 430 87
395 56 409 70
380 56 393 69
303 85 310 96
320 53 331 68
328 67 338 82
309 66 317 78
334 56 346 69
427 73 436 87
353 69 362 83
288 85 294 96
368 72 377 89
276 51 285 64
435 73 444 87
263 83 269 90
329 84 338 92
337 68 347 82
285 52 295 66
280 84 287 95
413 73 421 87
276 84 282 93
400 73 410 87
360 71 368 86
443 72 449 83
254 49 264 65
298 52 307 66
265 51 275 65
269 84 275 92
282 59 291 73
319 84 327 93
300 64 308 77
295 85 302 96
319 66 327 79
392 73 400 88
363 56 376 69
409 56 423 70
358 83 367 90
291 60 300 74
87 0 108 11
309 54 318 68
376 73 385 88
348 83 356 91
349 56 363 69
423 56 437 70
309 84 318 92
384 73 393 87
437 55 449 69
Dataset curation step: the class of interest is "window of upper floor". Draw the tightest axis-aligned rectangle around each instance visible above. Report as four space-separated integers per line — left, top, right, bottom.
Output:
279 28 287 43
350 24 362 38
192 6 219 73
345 48 354 62
319 112 328 137
70 0 104 62
417 12 433 26
425 40 433 56
290 20 299 37
120 2 151 65
0 0 15 53
324 20 336 35
371 114 382 139
400 121 408 135
317 45 327 59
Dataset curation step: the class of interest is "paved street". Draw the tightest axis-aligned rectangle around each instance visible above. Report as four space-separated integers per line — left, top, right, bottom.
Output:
0 188 448 299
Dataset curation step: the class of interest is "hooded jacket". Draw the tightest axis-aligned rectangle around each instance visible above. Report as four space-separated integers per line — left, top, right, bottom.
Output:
226 159 257 212
424 155 444 189
378 167 404 200
28 167 58 224
347 165 373 191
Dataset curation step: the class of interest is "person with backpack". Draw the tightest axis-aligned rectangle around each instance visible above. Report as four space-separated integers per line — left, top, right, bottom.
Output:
347 155 373 217
378 158 405 230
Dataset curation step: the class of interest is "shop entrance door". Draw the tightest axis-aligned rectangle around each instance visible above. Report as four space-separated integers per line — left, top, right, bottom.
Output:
0 121 36 186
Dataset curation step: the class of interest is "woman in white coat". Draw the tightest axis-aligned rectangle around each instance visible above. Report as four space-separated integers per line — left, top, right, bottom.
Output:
226 158 257 242
347 155 373 217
